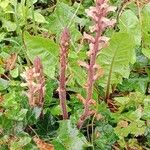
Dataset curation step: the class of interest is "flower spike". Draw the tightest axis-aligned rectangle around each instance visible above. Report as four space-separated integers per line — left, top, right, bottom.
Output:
77 0 116 129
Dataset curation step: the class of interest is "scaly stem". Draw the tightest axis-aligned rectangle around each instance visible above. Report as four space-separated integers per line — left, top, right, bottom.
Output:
77 28 101 128
59 28 70 120
59 47 68 119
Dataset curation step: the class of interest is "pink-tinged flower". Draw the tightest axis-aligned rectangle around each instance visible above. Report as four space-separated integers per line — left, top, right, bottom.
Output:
107 6 116 12
21 57 45 107
101 17 116 29
78 61 89 69
85 7 99 22
83 32 95 43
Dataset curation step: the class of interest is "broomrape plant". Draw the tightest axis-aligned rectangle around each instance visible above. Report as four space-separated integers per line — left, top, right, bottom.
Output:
21 57 45 107
1 0 150 149
77 0 116 129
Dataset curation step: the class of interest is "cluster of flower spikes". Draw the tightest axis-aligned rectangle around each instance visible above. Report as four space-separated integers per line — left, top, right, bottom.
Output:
77 0 116 129
21 57 45 107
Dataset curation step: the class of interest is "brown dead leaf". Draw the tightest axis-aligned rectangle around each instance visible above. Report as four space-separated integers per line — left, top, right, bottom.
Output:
118 120 128 128
0 96 4 113
33 136 54 150
95 131 100 139
95 113 104 121
137 0 150 7
76 94 86 104
0 95 3 103
5 53 17 71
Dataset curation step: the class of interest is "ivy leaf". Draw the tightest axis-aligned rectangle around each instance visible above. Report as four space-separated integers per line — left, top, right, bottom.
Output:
129 121 146 137
117 77 149 94
94 124 118 150
115 120 146 138
53 120 91 150
97 32 136 94
143 98 150 120
119 10 141 45
24 32 59 78
9 132 32 150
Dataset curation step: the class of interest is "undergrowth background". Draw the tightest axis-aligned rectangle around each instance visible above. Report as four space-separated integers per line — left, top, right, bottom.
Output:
0 0 150 150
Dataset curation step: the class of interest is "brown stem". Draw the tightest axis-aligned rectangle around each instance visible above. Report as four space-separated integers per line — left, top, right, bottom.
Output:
59 48 68 119
59 28 70 120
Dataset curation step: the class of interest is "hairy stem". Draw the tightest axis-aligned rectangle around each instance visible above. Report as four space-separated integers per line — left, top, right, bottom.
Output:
59 28 70 120
59 49 68 119
77 29 101 129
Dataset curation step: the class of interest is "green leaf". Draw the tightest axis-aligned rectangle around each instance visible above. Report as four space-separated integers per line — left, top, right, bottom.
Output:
33 11 47 23
0 66 5 74
68 51 87 87
53 120 90 150
0 32 5 42
97 32 135 95
118 77 149 94
50 105 62 116
13 109 28 121
94 124 118 150
45 79 57 105
24 32 59 78
47 2 84 33
0 0 9 9
119 10 141 45
2 19 17 32
115 120 146 138
143 98 150 120
10 67 19 78
141 3 150 58
142 48 150 59
68 61 87 87
50 105 71 116
0 78 9 91
10 133 32 150
47 2 83 42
